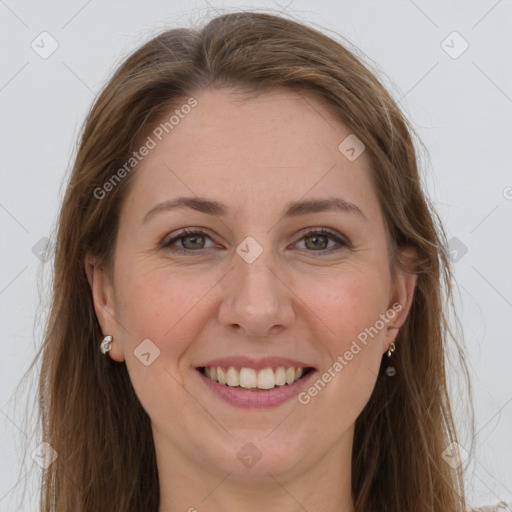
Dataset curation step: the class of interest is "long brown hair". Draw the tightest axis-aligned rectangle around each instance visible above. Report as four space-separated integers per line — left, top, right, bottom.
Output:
24 10 474 511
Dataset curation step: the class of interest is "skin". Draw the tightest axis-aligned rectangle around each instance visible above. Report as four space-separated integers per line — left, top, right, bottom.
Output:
86 88 417 512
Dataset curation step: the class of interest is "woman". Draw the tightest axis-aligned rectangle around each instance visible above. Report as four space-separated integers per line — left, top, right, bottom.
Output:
31 10 510 512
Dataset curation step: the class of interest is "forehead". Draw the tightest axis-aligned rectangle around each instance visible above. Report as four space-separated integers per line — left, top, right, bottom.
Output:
120 87 380 223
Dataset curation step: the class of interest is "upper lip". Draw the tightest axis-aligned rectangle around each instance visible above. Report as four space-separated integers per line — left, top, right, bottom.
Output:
197 356 315 371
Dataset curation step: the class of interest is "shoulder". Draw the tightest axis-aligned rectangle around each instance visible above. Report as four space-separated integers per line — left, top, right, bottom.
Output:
469 502 512 512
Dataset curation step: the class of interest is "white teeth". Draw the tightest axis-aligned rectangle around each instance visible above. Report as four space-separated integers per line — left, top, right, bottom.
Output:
257 368 275 389
286 367 296 384
275 367 287 386
239 368 257 388
202 365 308 389
226 367 239 387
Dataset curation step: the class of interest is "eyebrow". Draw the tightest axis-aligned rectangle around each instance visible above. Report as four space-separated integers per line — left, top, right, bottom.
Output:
142 196 367 224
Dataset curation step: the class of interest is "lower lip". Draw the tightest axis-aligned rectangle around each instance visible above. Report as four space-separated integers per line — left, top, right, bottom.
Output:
197 369 316 408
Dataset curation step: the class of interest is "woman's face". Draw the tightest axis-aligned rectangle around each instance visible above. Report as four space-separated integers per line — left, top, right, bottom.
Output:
88 88 416 485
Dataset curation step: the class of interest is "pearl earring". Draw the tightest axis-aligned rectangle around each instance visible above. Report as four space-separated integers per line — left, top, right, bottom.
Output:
100 335 113 354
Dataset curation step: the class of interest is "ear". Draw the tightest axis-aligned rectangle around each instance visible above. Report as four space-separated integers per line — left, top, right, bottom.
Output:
383 246 418 353
85 253 125 362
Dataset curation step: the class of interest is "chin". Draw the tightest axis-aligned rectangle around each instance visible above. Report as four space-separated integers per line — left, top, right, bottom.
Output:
201 434 308 478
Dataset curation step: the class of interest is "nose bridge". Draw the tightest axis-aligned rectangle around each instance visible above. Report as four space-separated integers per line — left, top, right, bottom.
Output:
234 235 282 306
218 234 293 335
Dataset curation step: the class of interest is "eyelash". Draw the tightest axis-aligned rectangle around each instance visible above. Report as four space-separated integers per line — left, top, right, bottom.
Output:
161 227 349 254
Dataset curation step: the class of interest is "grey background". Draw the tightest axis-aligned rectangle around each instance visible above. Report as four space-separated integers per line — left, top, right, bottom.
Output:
0 0 511 509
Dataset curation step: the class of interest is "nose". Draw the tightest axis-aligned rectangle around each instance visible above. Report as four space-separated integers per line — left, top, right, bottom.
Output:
217 244 295 338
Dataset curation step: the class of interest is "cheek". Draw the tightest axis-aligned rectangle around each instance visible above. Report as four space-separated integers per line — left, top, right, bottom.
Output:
299 265 391 343
297 266 389 405
115 267 208 419
296 271 387 429
115 262 206 334
113 262 219 388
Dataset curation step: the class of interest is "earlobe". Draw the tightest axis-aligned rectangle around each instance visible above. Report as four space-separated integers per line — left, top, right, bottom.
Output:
84 253 124 361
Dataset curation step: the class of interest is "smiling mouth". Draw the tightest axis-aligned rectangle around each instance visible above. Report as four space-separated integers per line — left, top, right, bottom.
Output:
198 366 314 391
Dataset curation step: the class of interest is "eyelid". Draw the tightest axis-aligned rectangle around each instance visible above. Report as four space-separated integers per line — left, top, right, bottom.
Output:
161 226 351 253
293 227 350 248
161 227 219 250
